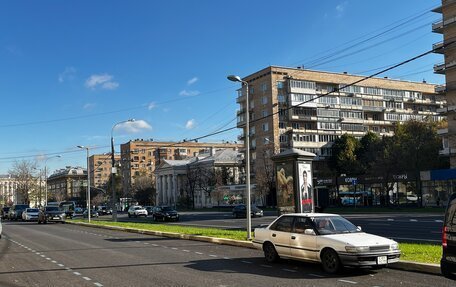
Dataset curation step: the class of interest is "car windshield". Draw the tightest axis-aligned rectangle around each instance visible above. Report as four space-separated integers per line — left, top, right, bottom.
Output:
26 208 39 212
162 207 174 212
45 206 60 211
134 207 142 210
312 216 360 235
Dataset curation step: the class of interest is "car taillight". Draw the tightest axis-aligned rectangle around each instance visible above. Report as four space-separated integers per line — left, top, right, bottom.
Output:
443 226 448 248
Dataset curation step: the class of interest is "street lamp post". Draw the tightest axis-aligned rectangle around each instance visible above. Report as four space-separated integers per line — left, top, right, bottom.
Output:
111 119 135 222
77 146 91 223
44 155 62 206
227 75 252 240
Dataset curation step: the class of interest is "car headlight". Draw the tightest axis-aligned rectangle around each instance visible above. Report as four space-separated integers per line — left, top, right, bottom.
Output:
164 212 169 216
390 243 399 251
345 246 370 253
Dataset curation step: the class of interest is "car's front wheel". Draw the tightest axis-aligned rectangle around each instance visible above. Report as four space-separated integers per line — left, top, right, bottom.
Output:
321 248 341 274
263 242 279 263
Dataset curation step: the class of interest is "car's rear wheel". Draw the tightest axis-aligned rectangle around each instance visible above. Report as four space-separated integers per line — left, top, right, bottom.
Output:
263 242 279 263
321 249 341 274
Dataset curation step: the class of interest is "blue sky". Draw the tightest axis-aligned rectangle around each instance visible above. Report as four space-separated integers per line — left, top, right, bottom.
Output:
0 0 444 174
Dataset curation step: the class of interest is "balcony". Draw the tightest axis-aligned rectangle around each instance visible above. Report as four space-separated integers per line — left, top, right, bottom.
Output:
433 20 444 33
432 5 442 13
433 41 445 54
434 61 456 74
435 84 446 93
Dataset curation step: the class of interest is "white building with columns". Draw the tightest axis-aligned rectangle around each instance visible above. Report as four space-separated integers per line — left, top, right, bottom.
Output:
155 148 254 208
0 174 18 206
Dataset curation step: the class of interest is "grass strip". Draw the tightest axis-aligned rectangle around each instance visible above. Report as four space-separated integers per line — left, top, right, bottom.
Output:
71 220 442 264
399 243 441 264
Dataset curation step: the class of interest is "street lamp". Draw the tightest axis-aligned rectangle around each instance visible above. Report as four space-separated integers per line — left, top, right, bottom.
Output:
227 74 252 240
77 145 91 223
44 155 62 206
33 167 43 207
111 119 135 221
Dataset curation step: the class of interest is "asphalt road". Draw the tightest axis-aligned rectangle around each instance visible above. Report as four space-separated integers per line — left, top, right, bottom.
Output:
106 211 444 243
0 221 454 287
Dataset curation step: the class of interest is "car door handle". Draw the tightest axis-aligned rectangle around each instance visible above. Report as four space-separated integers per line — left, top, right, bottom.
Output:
291 236 296 240
272 233 276 237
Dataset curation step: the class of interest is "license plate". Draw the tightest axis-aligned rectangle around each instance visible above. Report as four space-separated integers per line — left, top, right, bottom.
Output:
53 217 60 220
377 256 387 265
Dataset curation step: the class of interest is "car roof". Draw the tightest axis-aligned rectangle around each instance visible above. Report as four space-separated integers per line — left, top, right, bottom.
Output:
280 213 341 217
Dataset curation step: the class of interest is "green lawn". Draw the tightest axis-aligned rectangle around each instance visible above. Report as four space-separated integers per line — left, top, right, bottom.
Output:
71 220 442 264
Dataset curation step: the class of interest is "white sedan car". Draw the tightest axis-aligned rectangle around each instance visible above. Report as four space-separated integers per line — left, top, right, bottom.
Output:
22 208 40 221
127 206 148 218
253 213 400 274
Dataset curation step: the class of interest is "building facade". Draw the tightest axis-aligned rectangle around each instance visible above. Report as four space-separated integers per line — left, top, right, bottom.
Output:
89 153 120 190
47 166 87 204
154 148 248 208
120 140 242 197
0 175 18 206
433 0 456 166
235 66 446 200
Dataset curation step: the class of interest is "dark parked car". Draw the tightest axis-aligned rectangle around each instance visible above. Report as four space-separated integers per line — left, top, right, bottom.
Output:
83 209 99 218
96 206 112 216
232 204 263 218
152 206 179 221
1 207 10 220
38 206 66 224
441 192 456 279
8 204 30 220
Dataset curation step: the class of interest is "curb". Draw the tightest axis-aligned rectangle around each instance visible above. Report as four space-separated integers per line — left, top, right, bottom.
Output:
68 221 441 275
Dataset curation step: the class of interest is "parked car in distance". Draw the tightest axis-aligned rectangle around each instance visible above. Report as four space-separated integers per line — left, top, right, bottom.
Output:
72 207 84 218
8 204 30 221
232 204 263 218
152 206 179 221
22 208 40 221
1 207 10 220
83 209 99 218
38 206 66 224
253 213 401 274
128 206 148 218
441 192 456 279
96 206 112 216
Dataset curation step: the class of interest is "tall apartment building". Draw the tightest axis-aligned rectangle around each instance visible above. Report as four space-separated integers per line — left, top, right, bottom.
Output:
236 66 446 182
433 0 456 167
120 140 242 196
47 166 87 203
89 153 120 190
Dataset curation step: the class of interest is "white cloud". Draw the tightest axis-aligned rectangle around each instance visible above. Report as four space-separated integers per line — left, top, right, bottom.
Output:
179 89 200 97
185 119 196 130
85 73 119 90
336 1 348 17
83 103 96 110
58 66 76 83
114 120 152 134
187 77 198 85
148 102 157 110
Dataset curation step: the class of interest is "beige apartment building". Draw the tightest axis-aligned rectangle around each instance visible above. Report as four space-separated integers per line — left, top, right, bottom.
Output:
89 153 120 191
236 66 446 185
433 0 456 167
120 140 242 196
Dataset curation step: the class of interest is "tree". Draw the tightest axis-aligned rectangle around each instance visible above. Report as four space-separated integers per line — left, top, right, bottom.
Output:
198 166 216 202
184 164 201 209
133 174 155 205
9 160 37 205
255 146 276 206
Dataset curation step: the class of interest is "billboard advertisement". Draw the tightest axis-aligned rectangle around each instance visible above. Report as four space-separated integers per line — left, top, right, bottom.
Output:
298 162 313 213
276 162 295 213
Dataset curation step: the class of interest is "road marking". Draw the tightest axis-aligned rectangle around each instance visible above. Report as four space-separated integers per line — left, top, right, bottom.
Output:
308 273 324 278
73 272 81 276
387 219 394 221
435 220 443 223
94 283 104 287
51 261 57 263
83 277 91 281
241 260 253 264
46 258 51 260
260 264 272 268
209 254 217 257
195 252 203 255
183 250 190 252
282 268 297 273
152 244 158 247
58 264 64 267
40 255 46 257
223 257 231 260
338 279 357 284
410 219 418 222
172 247 178 250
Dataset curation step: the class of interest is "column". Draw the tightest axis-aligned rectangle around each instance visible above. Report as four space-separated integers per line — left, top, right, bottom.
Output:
167 175 172 205
156 175 161 205
172 174 177 206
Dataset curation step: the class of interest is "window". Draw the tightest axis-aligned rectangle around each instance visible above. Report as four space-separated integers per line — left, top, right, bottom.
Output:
261 83 267 92
340 111 363 119
278 94 285 103
340 97 362 106
263 137 270 144
292 217 313 233
291 93 315 103
290 80 316 90
277 81 284 89
317 109 339 117
250 126 256 135
318 96 338 104
292 122 299 129
251 138 256 148
262 110 268 117
262 122 269 131
280 135 288 143
262 96 268 105
270 216 294 232
279 122 285 129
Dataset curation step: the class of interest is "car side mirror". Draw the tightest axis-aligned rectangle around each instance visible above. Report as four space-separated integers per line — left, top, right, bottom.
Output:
357 226 362 231
304 229 316 236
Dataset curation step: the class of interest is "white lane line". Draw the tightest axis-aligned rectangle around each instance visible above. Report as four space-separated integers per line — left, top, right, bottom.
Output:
435 220 443 223
241 260 253 264
152 244 158 247
172 247 178 250
36 252 41 255
94 283 104 287
58 264 65 267
410 219 418 222
308 273 324 278
46 258 51 260
195 252 203 255
387 219 394 221
144 243 149 245
83 277 91 281
223 257 231 260
40 255 46 258
338 279 357 284
73 272 81 276
209 255 217 257
260 264 272 268
183 250 190 252
51 261 57 263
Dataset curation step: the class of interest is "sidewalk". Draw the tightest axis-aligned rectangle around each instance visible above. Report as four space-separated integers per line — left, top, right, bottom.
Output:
68 221 442 276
